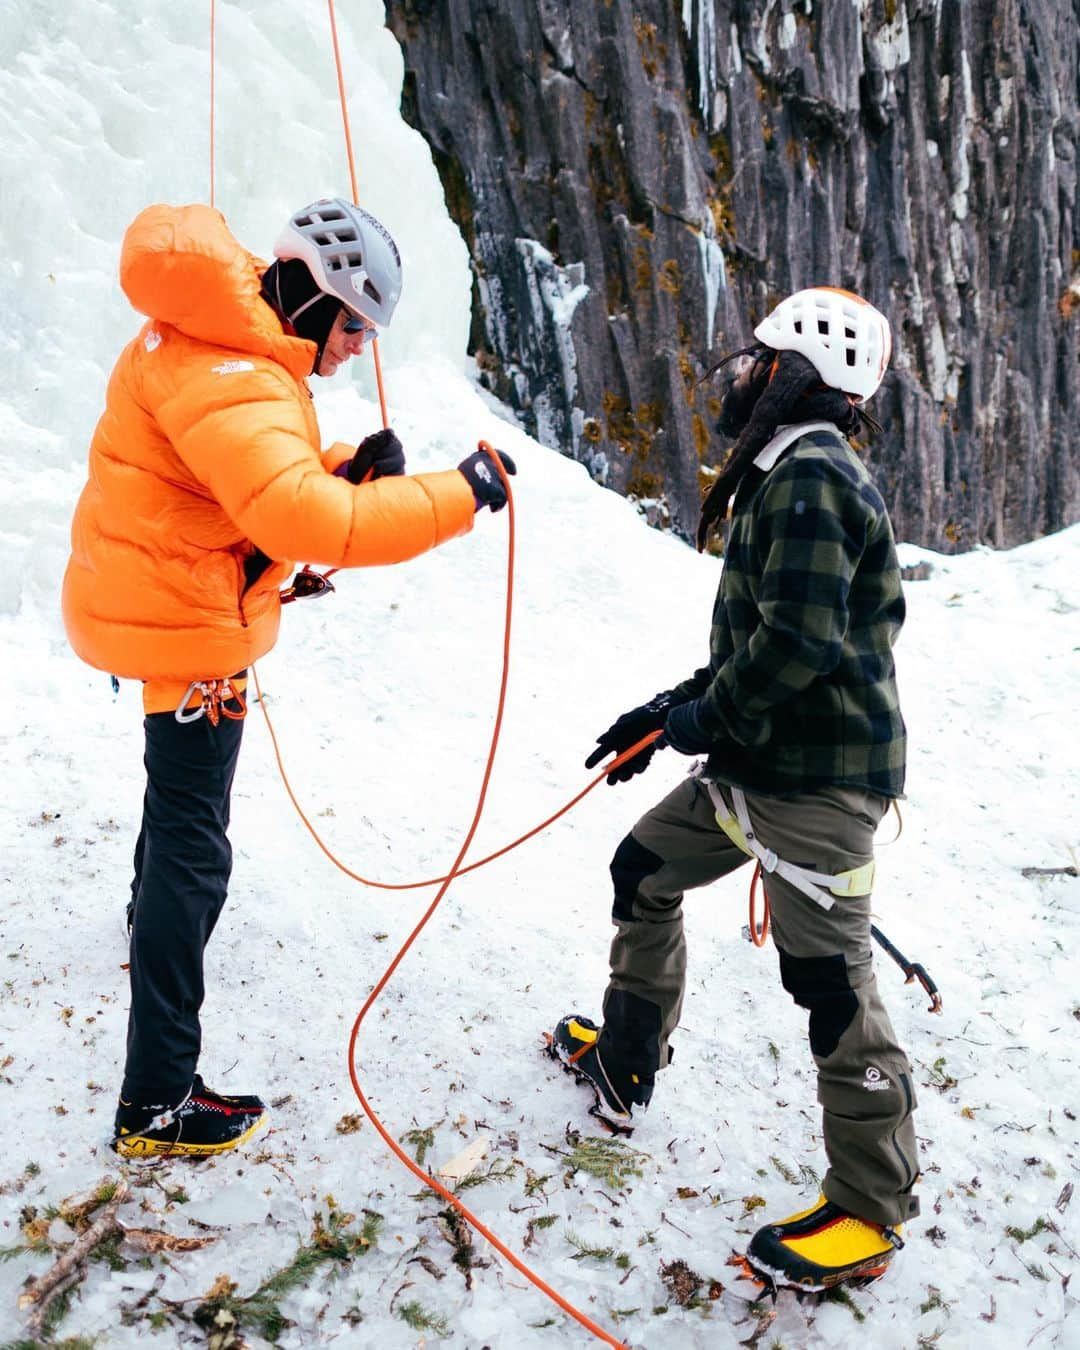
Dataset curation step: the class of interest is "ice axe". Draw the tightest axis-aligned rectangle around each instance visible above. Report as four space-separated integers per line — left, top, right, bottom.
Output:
871 924 942 1013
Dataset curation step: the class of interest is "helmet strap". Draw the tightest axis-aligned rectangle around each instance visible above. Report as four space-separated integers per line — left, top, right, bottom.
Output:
283 291 326 326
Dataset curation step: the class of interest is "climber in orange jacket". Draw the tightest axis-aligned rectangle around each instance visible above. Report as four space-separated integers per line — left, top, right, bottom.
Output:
62 197 515 1158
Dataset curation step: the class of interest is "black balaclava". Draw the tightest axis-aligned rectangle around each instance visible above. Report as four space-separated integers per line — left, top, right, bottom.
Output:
697 348 872 552
260 258 341 373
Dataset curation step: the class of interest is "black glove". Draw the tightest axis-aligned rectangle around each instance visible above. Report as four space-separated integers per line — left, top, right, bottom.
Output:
660 698 716 756
585 691 676 785
348 428 406 484
458 447 517 512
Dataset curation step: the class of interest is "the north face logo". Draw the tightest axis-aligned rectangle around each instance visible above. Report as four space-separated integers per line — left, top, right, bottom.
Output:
144 329 162 352
212 360 255 375
863 1064 891 1092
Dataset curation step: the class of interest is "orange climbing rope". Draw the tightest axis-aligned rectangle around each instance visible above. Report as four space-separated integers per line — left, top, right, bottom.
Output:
257 456 629 1348
208 0 216 208
326 0 389 429
343 464 627 1350
325 0 359 205
250 446 644 1347
252 662 659 892
748 862 769 947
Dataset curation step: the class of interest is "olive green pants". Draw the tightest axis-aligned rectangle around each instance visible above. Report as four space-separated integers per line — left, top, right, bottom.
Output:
599 773 920 1227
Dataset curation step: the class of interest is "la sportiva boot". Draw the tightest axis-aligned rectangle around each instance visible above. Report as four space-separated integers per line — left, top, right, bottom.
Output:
112 1074 267 1159
742 1194 903 1294
547 1014 653 1132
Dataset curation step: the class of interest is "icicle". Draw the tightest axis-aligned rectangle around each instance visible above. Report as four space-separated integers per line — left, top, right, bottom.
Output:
515 239 590 450
681 1 719 129
698 227 727 352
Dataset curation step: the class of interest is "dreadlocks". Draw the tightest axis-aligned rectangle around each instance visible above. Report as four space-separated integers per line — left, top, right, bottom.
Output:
696 348 882 551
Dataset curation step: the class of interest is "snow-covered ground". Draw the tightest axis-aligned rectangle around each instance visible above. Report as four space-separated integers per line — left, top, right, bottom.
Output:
1 4 1079 1348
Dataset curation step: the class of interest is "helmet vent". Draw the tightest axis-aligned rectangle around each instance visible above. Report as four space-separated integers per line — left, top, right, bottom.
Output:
363 279 382 305
327 252 365 272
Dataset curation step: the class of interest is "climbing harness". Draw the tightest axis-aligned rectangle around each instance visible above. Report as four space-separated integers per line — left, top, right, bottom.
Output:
700 773 876 911
173 677 247 726
696 770 941 1011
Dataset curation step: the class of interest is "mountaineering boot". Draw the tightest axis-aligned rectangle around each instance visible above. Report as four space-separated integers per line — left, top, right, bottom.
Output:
112 1074 267 1159
547 1014 653 1132
744 1194 903 1292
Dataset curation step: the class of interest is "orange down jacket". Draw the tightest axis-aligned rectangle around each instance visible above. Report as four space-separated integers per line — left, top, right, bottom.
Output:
62 203 475 685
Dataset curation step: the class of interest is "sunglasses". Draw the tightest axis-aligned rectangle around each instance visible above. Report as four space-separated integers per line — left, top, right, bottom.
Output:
342 312 379 340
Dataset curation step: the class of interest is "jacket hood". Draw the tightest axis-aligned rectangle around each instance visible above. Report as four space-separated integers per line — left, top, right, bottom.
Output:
119 203 316 380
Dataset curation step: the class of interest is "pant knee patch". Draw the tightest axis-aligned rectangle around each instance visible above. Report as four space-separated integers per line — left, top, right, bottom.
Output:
602 988 663 1076
777 947 859 1059
609 833 664 922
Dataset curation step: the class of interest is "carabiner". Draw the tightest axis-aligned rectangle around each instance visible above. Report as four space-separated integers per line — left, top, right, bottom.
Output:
175 681 208 724
216 678 247 721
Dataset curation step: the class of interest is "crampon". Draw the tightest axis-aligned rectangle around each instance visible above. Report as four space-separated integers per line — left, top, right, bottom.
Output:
542 1026 642 1136
726 1250 892 1303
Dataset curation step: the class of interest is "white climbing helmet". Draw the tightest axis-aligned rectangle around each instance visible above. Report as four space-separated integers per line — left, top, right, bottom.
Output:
273 197 403 329
753 287 892 402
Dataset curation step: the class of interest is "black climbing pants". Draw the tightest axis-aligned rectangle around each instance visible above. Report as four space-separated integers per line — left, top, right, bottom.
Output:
122 708 244 1107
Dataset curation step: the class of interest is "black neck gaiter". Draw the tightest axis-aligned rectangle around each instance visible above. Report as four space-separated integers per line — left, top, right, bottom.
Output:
261 258 340 372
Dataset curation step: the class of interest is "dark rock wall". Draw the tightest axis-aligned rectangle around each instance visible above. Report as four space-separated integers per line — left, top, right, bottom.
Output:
386 0 1079 550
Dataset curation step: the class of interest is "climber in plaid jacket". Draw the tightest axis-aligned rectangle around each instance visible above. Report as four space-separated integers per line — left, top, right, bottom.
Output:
549 288 920 1296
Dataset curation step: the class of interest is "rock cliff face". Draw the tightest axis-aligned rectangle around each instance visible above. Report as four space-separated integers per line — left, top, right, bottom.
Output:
386 0 1078 550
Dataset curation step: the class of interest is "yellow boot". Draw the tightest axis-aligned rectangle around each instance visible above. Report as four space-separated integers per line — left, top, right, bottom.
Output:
745 1194 903 1292
112 1076 267 1159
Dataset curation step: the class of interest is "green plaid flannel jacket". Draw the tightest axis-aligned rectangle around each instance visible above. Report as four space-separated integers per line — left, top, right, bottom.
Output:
674 428 907 797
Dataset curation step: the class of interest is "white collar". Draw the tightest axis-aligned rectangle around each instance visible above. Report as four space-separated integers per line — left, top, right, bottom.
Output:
752 421 846 472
